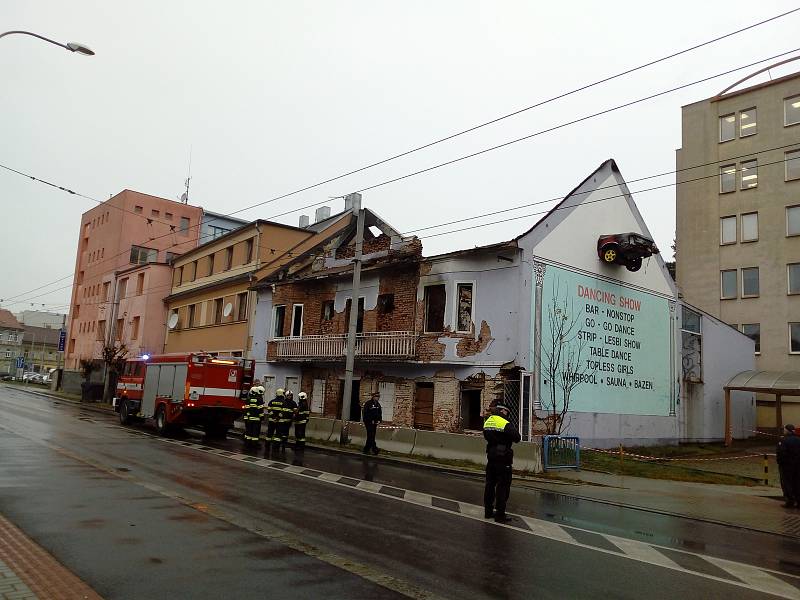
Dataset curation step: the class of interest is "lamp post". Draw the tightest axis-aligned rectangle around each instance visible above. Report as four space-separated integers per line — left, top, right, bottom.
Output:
0 30 94 55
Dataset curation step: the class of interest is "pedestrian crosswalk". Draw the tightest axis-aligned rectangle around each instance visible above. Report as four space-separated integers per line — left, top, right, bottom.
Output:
154 435 800 600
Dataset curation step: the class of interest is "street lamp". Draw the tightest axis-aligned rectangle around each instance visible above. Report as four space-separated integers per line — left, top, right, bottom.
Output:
0 30 94 55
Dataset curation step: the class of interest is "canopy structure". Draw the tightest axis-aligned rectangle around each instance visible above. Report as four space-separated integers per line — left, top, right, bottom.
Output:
723 370 800 445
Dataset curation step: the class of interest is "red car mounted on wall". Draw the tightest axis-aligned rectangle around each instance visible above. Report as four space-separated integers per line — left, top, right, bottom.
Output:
597 232 659 272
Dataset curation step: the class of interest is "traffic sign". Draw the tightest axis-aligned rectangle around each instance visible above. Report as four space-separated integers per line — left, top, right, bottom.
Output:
58 329 66 352
15 356 24 369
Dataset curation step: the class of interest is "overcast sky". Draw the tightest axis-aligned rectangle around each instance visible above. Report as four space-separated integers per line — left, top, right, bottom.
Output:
2 0 799 313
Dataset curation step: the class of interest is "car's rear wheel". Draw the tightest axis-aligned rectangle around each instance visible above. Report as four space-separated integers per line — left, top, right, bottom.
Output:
601 244 619 263
626 257 643 272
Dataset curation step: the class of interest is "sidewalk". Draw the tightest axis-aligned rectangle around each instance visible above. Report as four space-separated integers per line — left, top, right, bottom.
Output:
0 513 102 600
7 384 799 538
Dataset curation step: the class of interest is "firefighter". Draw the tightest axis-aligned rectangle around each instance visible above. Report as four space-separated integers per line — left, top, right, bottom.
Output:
243 384 265 448
294 391 310 448
483 404 521 523
266 388 285 448
278 390 298 449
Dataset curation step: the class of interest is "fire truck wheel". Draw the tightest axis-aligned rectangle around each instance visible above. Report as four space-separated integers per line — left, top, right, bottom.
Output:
155 405 169 436
119 400 131 425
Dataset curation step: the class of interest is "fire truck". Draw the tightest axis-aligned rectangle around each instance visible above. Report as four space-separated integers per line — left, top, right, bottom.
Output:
114 353 255 437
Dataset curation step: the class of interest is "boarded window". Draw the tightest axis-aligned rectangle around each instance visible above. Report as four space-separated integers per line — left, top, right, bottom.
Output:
274 305 286 337
424 285 446 332
312 379 326 413
378 382 395 422
456 283 473 332
414 382 434 430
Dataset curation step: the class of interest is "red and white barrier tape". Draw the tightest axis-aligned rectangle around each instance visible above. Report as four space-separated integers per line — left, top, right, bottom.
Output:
582 447 775 461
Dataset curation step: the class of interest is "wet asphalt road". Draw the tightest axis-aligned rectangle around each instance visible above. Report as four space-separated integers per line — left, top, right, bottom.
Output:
0 385 798 600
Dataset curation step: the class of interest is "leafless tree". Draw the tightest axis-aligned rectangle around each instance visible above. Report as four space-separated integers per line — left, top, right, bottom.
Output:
538 280 589 435
101 343 128 403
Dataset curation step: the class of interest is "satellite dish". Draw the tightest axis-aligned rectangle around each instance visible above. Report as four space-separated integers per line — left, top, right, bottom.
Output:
223 303 233 317
167 313 179 329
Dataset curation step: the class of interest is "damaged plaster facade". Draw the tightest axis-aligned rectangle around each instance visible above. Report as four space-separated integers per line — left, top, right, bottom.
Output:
251 160 755 447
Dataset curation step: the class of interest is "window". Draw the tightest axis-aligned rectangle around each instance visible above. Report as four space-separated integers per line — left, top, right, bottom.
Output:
74 304 80 318
213 298 223 324
424 284 447 332
117 278 128 300
188 304 197 328
291 305 304 337
719 113 736 142
790 264 800 295
740 159 758 189
741 324 760 354
131 316 140 340
180 217 190 235
225 247 233 271
719 164 736 193
791 323 800 353
739 107 757 136
209 225 230 240
786 149 800 181
789 206 800 236
741 212 758 242
165 252 178 264
377 294 394 313
237 292 248 321
456 283 474 332
136 273 145 295
151 209 160 218
681 307 701 334
245 238 254 263
721 270 737 299
742 267 759 297
273 305 286 337
207 253 215 276
130 245 157 265
190 261 198 281
176 266 184 285
321 300 335 321
345 298 364 333
785 95 800 127
720 216 737 245
134 205 143 214
115 318 124 341
165 212 173 220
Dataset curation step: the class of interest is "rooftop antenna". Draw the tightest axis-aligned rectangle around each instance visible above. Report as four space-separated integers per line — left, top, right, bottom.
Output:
179 146 192 204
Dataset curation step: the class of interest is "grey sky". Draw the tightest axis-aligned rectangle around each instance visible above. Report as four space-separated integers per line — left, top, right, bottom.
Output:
2 0 799 312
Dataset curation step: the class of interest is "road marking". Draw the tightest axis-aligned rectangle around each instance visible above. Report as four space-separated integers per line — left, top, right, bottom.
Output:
705 556 800 598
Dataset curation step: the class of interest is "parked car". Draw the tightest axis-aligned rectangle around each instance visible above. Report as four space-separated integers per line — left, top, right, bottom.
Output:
1 375 14 381
597 232 659 272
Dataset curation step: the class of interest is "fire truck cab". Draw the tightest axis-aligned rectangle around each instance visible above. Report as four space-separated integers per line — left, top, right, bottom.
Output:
116 353 254 438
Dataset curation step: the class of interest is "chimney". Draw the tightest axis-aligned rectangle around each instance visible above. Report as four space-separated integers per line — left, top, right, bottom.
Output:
314 206 331 223
298 215 310 228
344 192 361 213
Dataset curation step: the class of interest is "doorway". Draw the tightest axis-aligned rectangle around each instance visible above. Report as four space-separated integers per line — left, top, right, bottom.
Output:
460 387 483 430
414 382 434 430
338 379 361 421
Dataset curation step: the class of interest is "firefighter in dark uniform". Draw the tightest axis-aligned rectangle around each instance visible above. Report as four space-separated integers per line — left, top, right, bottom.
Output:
294 391 310 448
243 384 265 448
266 388 285 449
777 424 800 508
483 404 521 523
278 390 298 449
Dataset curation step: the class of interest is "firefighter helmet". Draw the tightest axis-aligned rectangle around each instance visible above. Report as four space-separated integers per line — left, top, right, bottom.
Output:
298 391 308 400
276 388 285 397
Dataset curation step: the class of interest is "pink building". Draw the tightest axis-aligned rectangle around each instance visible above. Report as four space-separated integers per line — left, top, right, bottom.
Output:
66 190 203 369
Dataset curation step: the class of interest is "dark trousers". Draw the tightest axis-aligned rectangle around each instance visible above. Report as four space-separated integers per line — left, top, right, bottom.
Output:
780 464 800 504
363 422 378 453
244 419 261 444
294 423 307 447
266 420 279 443
484 461 512 516
277 421 291 447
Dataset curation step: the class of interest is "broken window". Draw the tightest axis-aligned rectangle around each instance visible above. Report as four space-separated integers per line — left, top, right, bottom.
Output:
456 283 473 332
345 298 364 333
273 305 286 338
378 293 394 313
291 305 304 337
424 284 446 332
321 300 334 321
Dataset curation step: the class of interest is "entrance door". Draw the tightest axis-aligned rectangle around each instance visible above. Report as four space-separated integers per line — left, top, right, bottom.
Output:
284 376 299 398
460 387 483 430
337 379 361 421
414 382 434 430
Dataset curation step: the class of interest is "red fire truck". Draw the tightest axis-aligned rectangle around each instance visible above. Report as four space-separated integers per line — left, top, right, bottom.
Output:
115 353 255 437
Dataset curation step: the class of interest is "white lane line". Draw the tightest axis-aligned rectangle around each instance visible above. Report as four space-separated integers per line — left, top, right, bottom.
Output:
606 535 683 571
145 437 800 599
704 556 800 600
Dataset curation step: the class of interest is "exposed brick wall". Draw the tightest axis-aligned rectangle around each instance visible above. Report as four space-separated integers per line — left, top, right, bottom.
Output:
335 234 391 260
456 320 494 357
272 280 337 336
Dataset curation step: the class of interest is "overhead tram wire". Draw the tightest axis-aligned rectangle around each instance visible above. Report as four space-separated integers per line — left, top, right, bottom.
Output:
4 27 800 302
9 154 794 311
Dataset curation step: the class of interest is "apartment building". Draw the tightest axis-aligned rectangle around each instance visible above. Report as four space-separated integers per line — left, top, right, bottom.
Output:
0 310 24 375
65 190 204 369
676 67 800 426
163 210 352 358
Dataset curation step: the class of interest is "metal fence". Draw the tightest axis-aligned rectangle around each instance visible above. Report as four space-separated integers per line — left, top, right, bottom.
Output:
542 435 581 471
503 379 521 430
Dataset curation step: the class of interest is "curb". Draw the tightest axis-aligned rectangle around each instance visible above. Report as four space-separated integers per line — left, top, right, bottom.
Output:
3 384 115 416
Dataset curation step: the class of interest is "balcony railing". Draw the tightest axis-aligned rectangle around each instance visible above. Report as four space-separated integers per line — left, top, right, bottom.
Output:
274 331 417 360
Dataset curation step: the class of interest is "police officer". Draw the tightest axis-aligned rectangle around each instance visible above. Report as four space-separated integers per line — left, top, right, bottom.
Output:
294 391 310 448
243 384 265 448
483 404 521 523
266 388 285 449
278 390 298 450
362 392 382 455
777 424 800 508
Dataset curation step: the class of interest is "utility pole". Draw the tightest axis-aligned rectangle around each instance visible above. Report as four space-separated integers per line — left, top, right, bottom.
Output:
340 193 364 445
101 275 120 404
